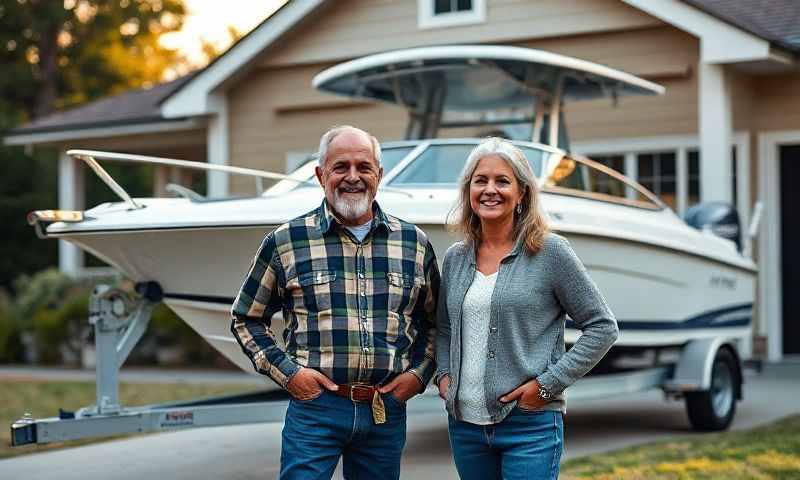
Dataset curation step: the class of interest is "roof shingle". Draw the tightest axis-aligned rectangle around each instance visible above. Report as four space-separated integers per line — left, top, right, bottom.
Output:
684 0 800 52
7 74 195 136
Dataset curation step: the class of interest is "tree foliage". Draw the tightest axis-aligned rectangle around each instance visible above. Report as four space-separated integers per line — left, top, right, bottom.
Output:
0 0 186 121
0 0 188 291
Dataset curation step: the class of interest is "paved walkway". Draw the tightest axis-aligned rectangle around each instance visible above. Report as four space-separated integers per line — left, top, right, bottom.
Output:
0 362 798 479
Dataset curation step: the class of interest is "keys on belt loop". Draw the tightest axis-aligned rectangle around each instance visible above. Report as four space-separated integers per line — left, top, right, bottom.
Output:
372 390 386 425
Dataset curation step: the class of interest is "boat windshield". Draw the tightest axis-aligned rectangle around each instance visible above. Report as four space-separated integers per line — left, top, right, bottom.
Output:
544 154 664 210
387 142 548 188
263 145 416 195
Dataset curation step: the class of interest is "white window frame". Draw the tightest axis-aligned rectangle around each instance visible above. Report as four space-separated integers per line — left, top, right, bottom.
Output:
417 0 486 30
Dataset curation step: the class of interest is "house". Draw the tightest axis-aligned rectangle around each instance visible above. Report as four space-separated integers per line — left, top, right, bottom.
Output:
4 0 800 362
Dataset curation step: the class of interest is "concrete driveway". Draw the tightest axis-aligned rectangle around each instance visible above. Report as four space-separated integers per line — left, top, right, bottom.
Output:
1 363 797 479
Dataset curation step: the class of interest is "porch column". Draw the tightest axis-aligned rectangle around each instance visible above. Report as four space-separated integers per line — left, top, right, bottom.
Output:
58 150 85 275
153 165 169 197
698 62 733 203
206 94 229 198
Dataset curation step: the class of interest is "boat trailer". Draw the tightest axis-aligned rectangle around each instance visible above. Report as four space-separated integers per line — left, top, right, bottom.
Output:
11 282 748 446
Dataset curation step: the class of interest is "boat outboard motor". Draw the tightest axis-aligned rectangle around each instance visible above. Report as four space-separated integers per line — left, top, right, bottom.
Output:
683 202 742 251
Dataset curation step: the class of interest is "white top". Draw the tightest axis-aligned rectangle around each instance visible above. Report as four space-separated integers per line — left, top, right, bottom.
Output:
457 270 498 425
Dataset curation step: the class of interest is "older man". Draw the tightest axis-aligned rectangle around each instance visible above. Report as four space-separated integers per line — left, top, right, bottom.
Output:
231 125 439 480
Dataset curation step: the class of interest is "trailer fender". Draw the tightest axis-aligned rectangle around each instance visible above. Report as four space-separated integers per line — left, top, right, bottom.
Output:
663 338 742 397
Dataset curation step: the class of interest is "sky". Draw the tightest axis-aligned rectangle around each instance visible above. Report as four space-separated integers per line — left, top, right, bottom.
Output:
159 0 287 67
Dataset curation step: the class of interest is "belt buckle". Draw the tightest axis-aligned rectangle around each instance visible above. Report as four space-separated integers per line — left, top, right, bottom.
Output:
350 384 371 402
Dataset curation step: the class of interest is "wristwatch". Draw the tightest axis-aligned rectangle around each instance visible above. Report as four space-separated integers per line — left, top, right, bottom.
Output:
537 384 553 401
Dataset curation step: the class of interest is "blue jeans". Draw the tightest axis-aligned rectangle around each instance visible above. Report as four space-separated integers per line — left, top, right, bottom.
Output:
448 408 564 480
280 390 407 480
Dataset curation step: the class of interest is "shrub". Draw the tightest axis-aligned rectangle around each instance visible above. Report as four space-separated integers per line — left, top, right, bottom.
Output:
11 269 91 365
9 268 231 368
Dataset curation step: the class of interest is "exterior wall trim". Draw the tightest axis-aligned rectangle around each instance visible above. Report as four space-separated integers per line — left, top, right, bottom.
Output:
3 118 202 147
757 129 800 362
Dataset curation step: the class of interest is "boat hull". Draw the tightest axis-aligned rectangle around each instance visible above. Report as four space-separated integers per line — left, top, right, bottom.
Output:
67 220 755 375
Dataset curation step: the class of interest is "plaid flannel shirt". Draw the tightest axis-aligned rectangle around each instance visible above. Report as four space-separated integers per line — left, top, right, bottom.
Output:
231 200 439 389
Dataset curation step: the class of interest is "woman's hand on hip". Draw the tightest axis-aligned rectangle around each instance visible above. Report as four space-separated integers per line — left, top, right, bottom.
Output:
499 378 548 410
438 375 450 400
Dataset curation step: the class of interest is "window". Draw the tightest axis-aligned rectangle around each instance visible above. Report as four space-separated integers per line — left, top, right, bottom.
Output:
637 152 677 210
418 0 486 29
435 0 473 14
580 144 742 216
587 155 637 199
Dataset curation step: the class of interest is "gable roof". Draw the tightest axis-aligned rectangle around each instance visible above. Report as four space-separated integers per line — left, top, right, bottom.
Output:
685 0 800 52
6 75 195 137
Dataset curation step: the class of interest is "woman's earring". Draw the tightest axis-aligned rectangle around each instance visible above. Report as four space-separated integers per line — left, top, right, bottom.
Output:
516 203 522 214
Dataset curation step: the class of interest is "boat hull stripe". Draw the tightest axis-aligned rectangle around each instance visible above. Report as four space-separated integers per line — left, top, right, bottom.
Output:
163 293 752 330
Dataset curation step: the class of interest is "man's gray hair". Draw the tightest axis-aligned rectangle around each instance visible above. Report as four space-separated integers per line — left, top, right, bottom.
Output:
317 125 382 166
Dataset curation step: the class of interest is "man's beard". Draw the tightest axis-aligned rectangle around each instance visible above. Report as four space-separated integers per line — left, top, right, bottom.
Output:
332 188 372 223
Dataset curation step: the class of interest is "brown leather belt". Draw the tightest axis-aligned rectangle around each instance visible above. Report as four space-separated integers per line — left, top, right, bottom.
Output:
332 383 379 403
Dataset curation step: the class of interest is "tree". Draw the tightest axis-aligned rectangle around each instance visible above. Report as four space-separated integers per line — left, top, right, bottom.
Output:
1 0 187 121
0 0 188 290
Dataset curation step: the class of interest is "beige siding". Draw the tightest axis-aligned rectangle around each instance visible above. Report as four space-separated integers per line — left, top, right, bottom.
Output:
753 73 800 132
521 26 700 141
228 63 405 195
264 0 663 67
228 24 704 194
730 70 755 132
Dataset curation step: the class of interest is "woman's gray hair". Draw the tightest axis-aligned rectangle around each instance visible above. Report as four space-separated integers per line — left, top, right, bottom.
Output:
452 137 549 254
317 125 382 166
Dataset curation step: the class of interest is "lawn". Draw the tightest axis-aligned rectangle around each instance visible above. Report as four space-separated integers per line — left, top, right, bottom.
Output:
0 378 257 459
561 414 800 479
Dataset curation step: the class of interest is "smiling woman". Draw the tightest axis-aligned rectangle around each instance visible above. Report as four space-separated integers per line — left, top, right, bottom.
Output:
435 137 619 480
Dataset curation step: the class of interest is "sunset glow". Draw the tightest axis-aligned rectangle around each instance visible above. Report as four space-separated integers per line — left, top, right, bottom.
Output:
160 0 287 69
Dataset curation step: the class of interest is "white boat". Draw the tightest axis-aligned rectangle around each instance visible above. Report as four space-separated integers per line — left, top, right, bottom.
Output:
31 45 756 376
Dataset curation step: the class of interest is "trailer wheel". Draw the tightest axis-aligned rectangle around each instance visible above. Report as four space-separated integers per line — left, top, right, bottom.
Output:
685 347 738 431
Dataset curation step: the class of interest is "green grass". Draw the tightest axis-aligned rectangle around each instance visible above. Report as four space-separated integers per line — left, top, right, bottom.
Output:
1 379 256 459
561 414 800 479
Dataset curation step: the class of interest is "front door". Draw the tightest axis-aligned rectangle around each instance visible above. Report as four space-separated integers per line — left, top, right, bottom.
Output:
780 145 800 355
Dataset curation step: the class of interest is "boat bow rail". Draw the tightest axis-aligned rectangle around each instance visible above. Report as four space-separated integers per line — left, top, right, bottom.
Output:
26 149 421 237
68 149 322 210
